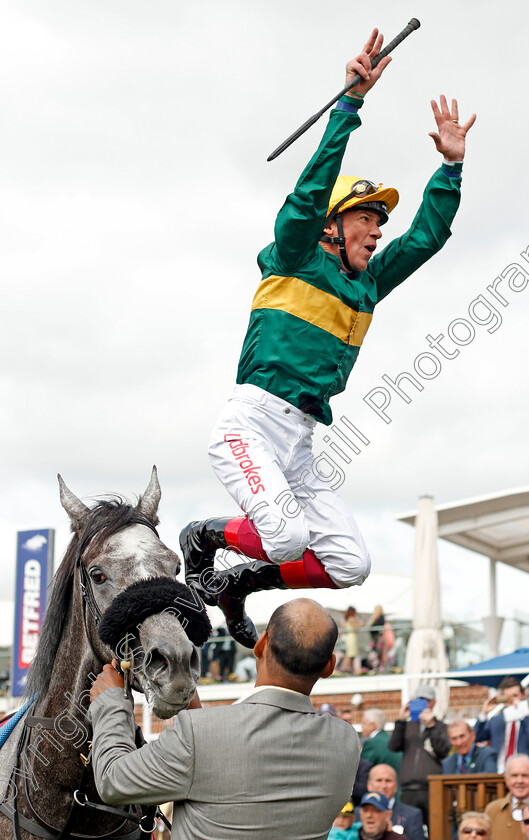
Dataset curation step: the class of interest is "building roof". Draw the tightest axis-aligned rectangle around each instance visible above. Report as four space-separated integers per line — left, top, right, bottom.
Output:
398 487 529 571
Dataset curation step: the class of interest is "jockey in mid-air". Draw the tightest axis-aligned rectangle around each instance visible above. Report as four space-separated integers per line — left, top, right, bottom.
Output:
180 28 476 647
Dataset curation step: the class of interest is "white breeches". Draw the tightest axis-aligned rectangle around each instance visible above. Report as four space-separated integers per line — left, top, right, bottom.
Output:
208 384 371 588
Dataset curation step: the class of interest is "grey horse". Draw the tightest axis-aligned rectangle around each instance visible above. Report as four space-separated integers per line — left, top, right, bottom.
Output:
0 467 211 839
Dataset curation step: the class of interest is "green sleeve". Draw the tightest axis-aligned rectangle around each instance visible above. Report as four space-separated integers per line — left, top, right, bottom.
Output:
369 163 463 303
361 739 375 763
272 108 362 273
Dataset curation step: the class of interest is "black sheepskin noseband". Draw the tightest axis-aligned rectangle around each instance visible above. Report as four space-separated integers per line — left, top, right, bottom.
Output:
98 577 212 649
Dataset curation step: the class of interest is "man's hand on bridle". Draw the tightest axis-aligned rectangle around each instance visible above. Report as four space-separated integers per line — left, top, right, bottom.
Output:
90 659 124 702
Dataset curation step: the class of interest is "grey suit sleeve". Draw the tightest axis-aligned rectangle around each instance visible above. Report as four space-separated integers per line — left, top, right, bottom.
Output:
90 687 195 806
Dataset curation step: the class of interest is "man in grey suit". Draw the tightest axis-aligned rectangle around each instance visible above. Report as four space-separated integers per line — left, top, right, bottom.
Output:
90 599 360 840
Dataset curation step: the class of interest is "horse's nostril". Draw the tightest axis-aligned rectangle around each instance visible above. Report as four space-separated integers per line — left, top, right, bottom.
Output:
144 649 170 684
190 648 200 673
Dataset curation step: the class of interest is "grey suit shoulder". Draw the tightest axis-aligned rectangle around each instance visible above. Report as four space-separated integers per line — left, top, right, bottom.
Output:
91 686 360 840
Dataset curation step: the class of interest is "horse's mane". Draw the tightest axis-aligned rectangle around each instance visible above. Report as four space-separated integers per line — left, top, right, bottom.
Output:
24 497 157 700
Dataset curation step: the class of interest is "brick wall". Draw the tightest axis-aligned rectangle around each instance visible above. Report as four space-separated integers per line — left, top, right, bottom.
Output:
138 683 490 734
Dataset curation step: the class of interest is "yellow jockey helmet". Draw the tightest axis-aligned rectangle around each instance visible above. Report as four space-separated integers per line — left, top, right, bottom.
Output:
326 175 399 226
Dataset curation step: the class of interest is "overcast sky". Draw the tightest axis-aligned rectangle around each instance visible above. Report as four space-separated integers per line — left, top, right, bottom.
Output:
1 1 528 650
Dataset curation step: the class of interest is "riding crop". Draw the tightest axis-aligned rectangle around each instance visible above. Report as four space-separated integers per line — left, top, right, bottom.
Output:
267 18 421 161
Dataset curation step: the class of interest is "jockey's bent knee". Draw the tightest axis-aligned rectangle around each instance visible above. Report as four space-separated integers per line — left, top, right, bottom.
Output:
258 515 310 565
323 552 372 589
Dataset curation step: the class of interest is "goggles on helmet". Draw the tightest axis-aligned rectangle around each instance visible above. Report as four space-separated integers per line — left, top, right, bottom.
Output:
327 180 380 221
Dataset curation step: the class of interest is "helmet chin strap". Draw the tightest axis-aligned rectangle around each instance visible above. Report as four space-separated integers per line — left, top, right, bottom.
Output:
320 213 353 273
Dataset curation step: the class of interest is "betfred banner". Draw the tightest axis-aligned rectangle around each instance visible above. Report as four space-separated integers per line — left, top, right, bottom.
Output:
12 529 54 696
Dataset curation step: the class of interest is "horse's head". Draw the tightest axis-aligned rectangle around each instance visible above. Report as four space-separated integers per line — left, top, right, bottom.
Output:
55 467 211 718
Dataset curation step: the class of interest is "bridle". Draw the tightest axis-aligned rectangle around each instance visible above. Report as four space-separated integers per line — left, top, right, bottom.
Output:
76 514 160 658
0 514 166 840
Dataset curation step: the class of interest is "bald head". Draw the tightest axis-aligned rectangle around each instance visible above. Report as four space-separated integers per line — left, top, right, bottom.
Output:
267 599 338 680
368 764 398 800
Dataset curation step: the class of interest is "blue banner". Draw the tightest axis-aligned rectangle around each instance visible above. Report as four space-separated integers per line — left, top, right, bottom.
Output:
12 529 54 697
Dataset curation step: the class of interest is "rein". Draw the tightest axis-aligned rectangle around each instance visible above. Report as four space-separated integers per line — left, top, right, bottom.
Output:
1 514 166 840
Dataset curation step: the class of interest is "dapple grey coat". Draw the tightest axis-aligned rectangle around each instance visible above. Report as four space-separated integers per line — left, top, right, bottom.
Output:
90 686 360 840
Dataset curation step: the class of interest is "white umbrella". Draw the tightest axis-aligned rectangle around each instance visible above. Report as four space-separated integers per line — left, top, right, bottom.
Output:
404 495 449 718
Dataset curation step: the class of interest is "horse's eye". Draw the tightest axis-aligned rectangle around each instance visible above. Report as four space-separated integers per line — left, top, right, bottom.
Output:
89 568 107 585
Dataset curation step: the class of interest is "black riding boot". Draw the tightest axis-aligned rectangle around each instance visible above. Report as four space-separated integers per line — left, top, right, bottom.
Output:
214 561 285 648
179 517 233 604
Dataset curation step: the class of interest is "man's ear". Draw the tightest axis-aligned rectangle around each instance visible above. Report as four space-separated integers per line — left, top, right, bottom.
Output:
320 653 336 679
254 630 267 659
323 220 336 237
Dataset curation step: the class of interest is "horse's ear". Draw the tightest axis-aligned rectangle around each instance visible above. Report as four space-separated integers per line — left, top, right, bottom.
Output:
138 465 161 523
57 474 90 533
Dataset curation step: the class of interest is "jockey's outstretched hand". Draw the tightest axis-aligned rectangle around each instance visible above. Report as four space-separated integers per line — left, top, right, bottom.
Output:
429 95 476 161
344 28 392 98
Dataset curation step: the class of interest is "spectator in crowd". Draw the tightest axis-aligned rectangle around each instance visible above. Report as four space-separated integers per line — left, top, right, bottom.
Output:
379 622 395 672
352 758 373 810
475 677 529 772
328 802 357 839
522 803 529 840
388 684 450 827
358 792 409 839
318 703 337 716
361 709 402 774
340 607 363 674
207 627 223 680
362 649 381 673
367 764 426 840
214 626 236 680
368 606 385 650
337 706 372 809
457 811 491 839
340 707 354 725
234 653 257 682
200 635 214 678
443 719 497 774
484 753 529 839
